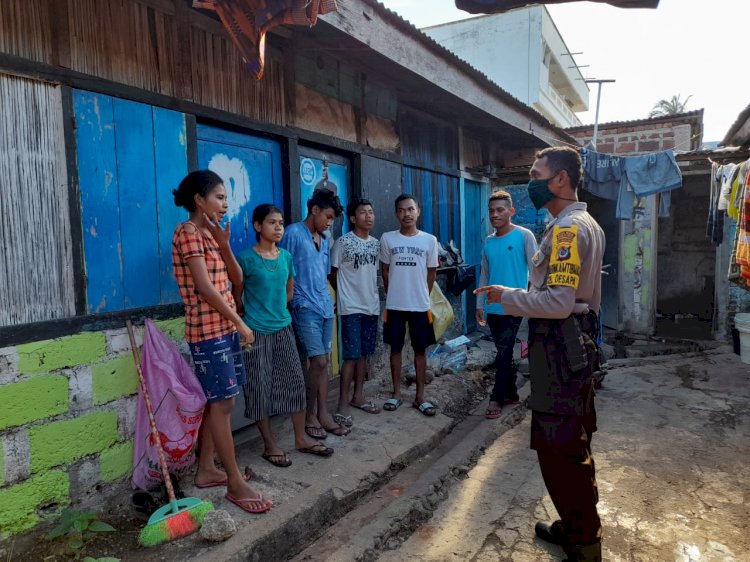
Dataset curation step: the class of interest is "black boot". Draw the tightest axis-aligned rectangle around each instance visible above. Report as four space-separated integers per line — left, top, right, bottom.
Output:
563 541 602 562
534 520 567 546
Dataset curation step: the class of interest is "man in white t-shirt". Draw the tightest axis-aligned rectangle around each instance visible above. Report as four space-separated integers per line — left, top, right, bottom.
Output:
329 198 382 428
380 194 439 417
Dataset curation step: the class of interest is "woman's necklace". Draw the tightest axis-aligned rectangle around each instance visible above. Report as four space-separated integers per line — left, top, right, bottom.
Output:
257 246 280 272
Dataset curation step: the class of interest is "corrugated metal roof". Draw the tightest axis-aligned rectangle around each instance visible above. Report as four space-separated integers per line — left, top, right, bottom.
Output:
565 109 704 132
357 0 577 145
455 0 659 14
722 102 750 147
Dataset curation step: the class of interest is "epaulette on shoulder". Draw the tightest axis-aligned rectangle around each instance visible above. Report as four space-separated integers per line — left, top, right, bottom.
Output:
555 216 575 228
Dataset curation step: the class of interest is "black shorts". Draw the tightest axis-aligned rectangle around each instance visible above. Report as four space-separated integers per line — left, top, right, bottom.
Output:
383 309 436 353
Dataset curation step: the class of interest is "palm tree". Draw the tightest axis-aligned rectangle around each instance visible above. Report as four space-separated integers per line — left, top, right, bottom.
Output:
649 94 692 118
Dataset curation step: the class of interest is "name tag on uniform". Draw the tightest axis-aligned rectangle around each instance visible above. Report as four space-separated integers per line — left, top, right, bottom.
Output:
547 225 581 289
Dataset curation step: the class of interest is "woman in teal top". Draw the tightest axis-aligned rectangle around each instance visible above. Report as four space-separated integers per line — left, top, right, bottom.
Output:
236 204 333 466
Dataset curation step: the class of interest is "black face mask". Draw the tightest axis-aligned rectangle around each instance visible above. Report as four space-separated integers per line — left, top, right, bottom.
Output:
527 177 557 210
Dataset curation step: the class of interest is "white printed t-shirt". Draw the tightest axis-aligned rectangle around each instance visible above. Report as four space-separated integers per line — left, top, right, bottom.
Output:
379 230 439 312
331 232 380 316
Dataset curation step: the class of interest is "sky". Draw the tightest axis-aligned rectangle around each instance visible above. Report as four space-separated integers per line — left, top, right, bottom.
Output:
379 0 749 143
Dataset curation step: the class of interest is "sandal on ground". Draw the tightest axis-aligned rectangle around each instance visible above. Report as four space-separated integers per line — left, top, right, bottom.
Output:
350 400 381 414
485 404 502 420
322 423 351 437
297 443 334 457
305 425 327 440
413 401 437 416
333 412 353 427
261 452 292 468
382 398 403 411
225 493 272 514
195 467 253 488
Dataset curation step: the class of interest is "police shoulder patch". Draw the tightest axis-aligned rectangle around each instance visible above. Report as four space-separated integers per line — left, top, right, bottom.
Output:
547 225 581 289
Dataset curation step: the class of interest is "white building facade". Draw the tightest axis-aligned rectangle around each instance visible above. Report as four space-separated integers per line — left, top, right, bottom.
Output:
423 6 589 128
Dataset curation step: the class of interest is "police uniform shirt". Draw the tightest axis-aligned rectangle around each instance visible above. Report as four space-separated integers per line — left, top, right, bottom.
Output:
501 202 605 319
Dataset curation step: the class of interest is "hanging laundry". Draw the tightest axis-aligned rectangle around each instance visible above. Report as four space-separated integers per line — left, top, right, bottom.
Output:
617 150 681 219
581 148 682 220
581 149 622 200
735 168 750 282
717 163 737 211
194 0 338 80
455 0 659 15
728 161 749 221
707 161 725 246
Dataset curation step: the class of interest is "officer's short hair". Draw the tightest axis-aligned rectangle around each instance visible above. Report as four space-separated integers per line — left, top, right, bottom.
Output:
536 146 583 190
489 190 512 206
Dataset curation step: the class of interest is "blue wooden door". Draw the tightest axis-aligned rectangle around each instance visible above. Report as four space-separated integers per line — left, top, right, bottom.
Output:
462 179 486 332
197 126 283 256
197 126 283 430
74 90 187 313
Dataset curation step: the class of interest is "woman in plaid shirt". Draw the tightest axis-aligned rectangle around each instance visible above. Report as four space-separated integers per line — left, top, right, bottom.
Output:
172 170 271 514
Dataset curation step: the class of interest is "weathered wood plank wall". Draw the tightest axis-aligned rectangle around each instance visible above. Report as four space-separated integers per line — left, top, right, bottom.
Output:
0 75 75 325
0 0 286 125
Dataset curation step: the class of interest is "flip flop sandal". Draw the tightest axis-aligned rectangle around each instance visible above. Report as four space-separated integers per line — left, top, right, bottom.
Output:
382 397 403 411
333 412 354 427
485 407 502 420
225 493 273 514
413 401 437 416
195 467 253 488
350 400 381 414
261 452 292 468
322 423 351 436
305 425 327 440
297 443 334 457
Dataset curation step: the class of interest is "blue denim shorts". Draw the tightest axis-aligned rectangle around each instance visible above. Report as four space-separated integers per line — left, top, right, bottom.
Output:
189 331 247 404
341 314 378 360
291 306 334 358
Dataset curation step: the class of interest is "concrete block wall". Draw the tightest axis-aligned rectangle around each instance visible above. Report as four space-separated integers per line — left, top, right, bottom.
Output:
568 122 692 155
0 317 184 537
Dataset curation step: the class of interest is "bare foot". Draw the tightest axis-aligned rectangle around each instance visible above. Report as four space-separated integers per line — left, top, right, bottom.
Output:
227 481 267 506
485 401 502 419
317 412 338 428
337 403 351 417
295 437 323 450
194 467 227 487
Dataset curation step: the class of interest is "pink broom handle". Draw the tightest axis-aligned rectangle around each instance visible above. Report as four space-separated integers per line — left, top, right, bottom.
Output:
126 320 177 502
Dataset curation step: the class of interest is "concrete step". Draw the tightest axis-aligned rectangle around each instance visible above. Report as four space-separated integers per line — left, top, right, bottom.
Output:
292 389 530 561
121 367 518 562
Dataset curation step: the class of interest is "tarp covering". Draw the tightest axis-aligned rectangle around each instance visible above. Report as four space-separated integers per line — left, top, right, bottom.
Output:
194 0 338 79
455 0 659 14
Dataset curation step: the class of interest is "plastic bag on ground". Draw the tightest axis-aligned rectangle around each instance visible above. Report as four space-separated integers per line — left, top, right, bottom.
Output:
132 319 207 492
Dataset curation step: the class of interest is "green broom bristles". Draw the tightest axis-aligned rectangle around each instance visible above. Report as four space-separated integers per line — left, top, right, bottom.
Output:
139 500 214 547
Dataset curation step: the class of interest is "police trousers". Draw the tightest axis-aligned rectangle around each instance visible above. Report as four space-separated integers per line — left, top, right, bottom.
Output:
528 315 602 548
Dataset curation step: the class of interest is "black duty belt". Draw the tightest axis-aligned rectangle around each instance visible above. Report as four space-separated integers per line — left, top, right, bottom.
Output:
529 311 598 338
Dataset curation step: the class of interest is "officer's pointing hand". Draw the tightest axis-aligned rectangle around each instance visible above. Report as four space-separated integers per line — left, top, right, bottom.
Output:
474 285 505 304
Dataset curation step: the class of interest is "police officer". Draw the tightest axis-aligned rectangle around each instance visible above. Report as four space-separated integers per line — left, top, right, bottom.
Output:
475 146 605 562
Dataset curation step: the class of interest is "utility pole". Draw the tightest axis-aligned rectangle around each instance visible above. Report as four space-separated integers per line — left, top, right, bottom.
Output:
585 79 616 148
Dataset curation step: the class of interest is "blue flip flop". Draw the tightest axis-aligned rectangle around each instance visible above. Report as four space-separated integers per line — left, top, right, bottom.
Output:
383 397 403 411
413 401 437 416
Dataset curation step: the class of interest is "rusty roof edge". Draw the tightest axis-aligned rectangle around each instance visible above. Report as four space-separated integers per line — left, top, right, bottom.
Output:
721 102 750 147
339 0 578 147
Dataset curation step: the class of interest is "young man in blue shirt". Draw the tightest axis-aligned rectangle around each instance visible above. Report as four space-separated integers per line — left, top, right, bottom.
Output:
476 190 537 419
279 188 348 439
